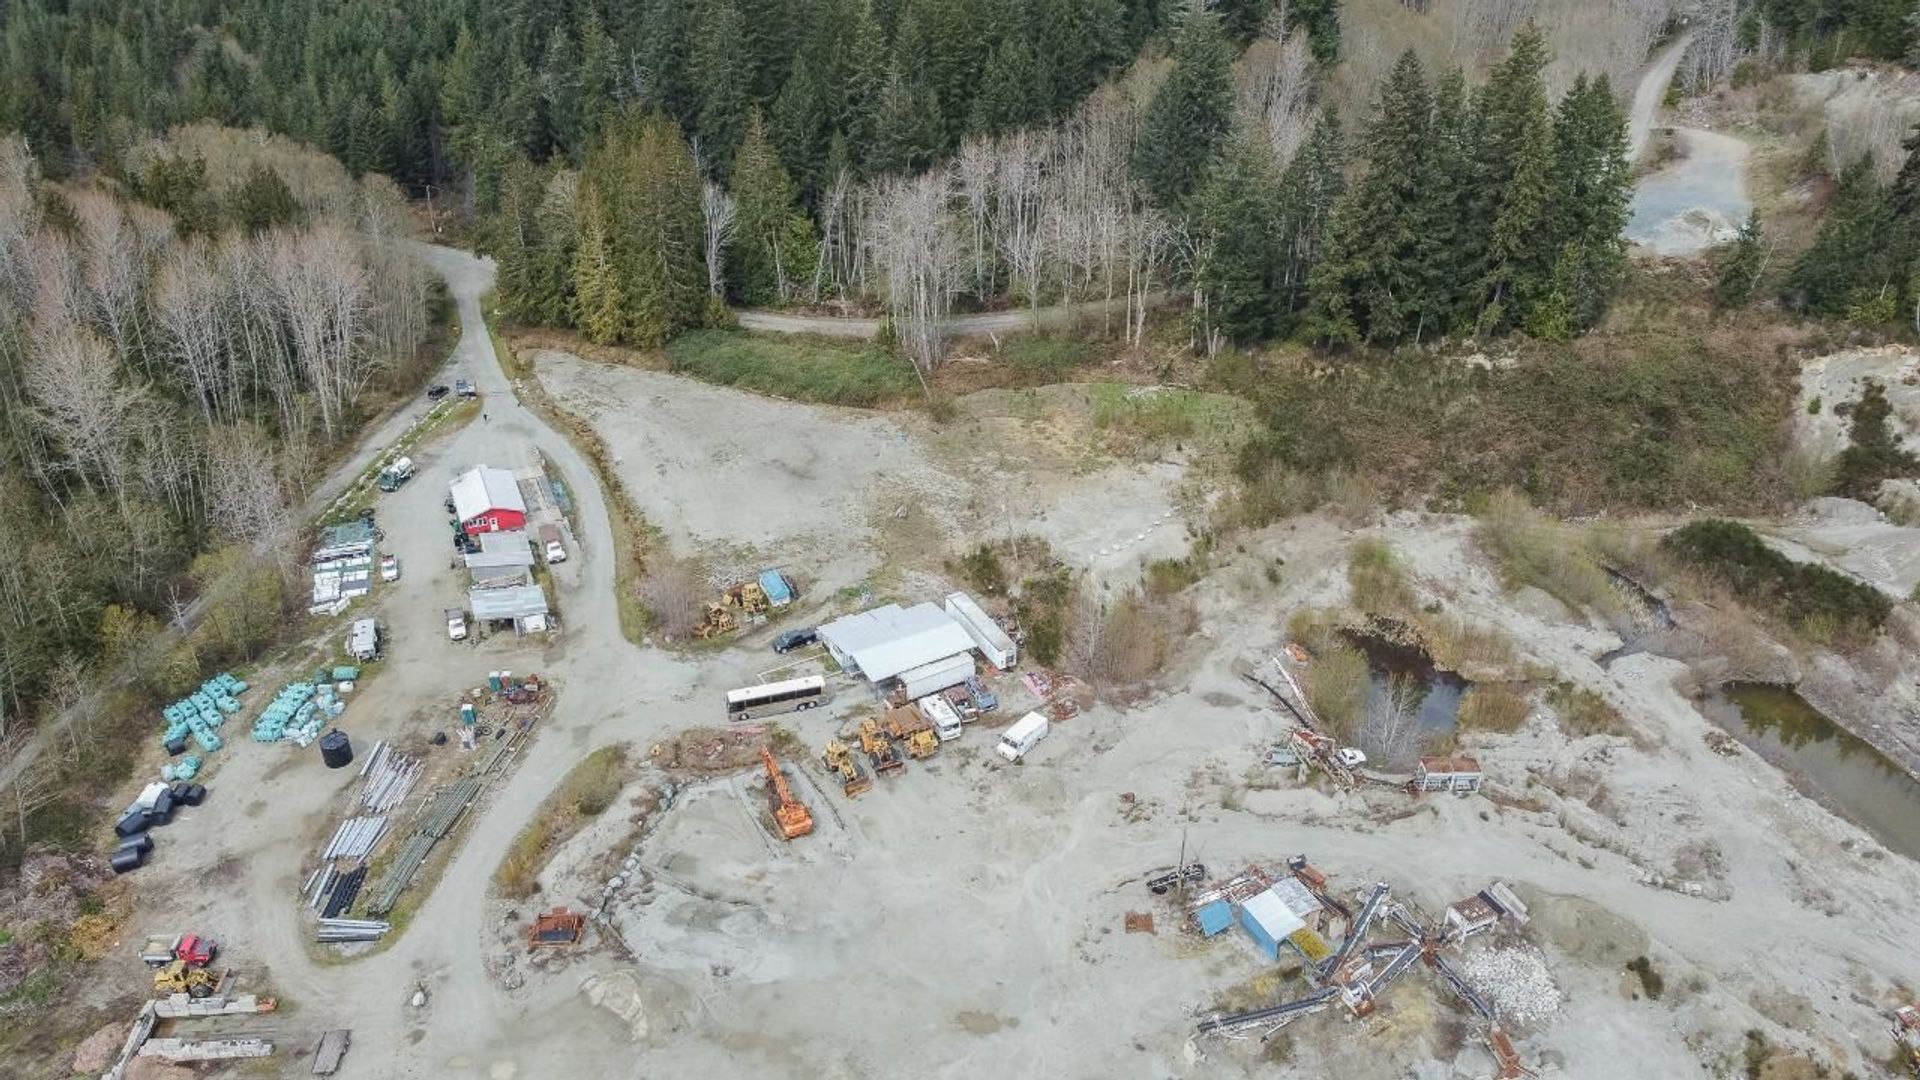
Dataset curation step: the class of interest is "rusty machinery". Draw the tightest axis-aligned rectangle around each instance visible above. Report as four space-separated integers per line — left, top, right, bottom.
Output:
884 705 938 760
822 739 873 798
760 748 814 840
858 718 905 776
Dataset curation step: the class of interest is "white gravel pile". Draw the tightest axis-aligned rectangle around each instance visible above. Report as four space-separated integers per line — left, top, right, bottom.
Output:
1461 945 1563 1026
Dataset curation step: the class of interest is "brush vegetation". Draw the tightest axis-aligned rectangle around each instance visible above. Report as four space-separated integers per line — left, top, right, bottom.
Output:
1660 519 1891 642
494 745 632 900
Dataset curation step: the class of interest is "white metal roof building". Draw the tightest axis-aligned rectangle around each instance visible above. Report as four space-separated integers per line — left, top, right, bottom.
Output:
817 602 977 682
450 465 527 528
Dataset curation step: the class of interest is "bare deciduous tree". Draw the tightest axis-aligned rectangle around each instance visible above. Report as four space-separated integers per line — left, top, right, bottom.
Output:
638 558 708 639
701 180 737 297
864 170 961 385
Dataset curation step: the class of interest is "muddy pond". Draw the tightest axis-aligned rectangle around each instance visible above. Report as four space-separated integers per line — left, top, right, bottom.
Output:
1341 629 1467 736
1698 683 1920 863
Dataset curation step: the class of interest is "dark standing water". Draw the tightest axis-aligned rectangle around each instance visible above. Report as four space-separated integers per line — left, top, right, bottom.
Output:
1340 629 1468 735
1698 683 1920 863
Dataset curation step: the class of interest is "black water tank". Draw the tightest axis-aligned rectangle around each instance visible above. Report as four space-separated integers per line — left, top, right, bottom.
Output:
116 833 153 856
319 729 353 769
109 847 145 874
114 809 150 838
182 784 206 807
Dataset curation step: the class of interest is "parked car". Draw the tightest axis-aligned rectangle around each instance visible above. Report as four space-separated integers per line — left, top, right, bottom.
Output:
426 384 451 401
455 378 477 398
772 627 818 653
379 555 399 582
965 675 998 712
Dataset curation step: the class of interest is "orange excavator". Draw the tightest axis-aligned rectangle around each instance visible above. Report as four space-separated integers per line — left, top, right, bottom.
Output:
761 748 814 840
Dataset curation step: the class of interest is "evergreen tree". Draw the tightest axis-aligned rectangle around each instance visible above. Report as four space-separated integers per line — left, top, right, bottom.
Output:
868 63 944 174
1304 50 1432 343
637 0 698 126
1133 3 1234 210
1288 0 1341 63
1214 0 1271 43
540 26 585 159
576 10 618 149
532 171 581 325
1478 104 1555 334
230 163 302 235
738 0 795 104
493 159 547 322
1890 124 1920 219
843 1 892 167
972 37 1046 135
571 182 627 344
1274 109 1344 328
1715 209 1766 308
1187 129 1284 343
1458 25 1550 296
1545 74 1631 331
1788 155 1900 316
599 113 709 345
693 0 751 176
728 112 820 304
773 52 837 202
1414 69 1473 334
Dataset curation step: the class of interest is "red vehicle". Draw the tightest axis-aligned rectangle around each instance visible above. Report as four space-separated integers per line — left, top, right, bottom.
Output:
175 934 217 967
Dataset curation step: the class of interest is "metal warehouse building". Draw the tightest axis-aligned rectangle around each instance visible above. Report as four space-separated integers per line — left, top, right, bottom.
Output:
817 602 977 683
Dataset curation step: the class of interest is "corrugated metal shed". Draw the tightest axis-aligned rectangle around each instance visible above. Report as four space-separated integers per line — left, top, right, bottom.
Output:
1269 877 1323 920
1195 899 1235 937
817 603 976 682
1238 888 1307 961
468 584 549 621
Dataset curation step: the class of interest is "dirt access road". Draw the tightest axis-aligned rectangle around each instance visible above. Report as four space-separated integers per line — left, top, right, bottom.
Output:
736 292 1157 340
1626 31 1754 255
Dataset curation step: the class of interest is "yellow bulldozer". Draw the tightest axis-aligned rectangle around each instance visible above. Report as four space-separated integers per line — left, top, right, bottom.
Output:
822 739 873 797
858 718 904 776
884 705 938 760
153 960 223 999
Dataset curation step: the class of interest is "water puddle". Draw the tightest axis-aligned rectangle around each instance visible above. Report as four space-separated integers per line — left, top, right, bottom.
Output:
1627 128 1752 256
1340 627 1467 734
1698 683 1920 862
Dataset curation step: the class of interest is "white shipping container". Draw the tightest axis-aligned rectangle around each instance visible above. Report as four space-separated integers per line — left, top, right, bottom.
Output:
944 592 1017 670
897 653 975 700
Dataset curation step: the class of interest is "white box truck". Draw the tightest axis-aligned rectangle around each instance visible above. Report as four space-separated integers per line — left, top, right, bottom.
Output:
944 592 1017 670
995 711 1049 762
445 608 468 642
897 653 974 700
917 694 964 741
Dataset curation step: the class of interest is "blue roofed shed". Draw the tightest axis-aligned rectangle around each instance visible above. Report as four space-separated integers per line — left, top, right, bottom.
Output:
1195 899 1235 937
1238 887 1307 961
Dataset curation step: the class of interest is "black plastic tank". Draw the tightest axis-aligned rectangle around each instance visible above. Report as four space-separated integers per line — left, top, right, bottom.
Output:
114 809 150 838
109 847 145 874
116 833 153 856
319 728 353 769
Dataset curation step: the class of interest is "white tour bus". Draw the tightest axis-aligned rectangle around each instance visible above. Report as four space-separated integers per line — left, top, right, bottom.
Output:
725 675 830 721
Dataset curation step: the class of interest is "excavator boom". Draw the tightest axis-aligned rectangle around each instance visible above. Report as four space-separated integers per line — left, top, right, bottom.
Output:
761 749 814 839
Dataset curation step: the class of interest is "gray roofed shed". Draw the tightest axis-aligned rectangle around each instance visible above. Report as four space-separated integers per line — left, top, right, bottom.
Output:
816 602 977 683
468 584 549 622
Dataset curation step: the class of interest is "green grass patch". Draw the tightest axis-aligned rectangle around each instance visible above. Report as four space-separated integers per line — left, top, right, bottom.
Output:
493 745 632 900
666 330 918 406
1473 489 1621 617
1091 383 1249 445
1547 682 1629 739
1347 538 1415 615
1001 336 1100 380
1660 519 1890 641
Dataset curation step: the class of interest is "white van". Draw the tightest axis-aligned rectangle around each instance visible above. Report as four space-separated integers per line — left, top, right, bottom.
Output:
995 711 1049 763
917 694 963 742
